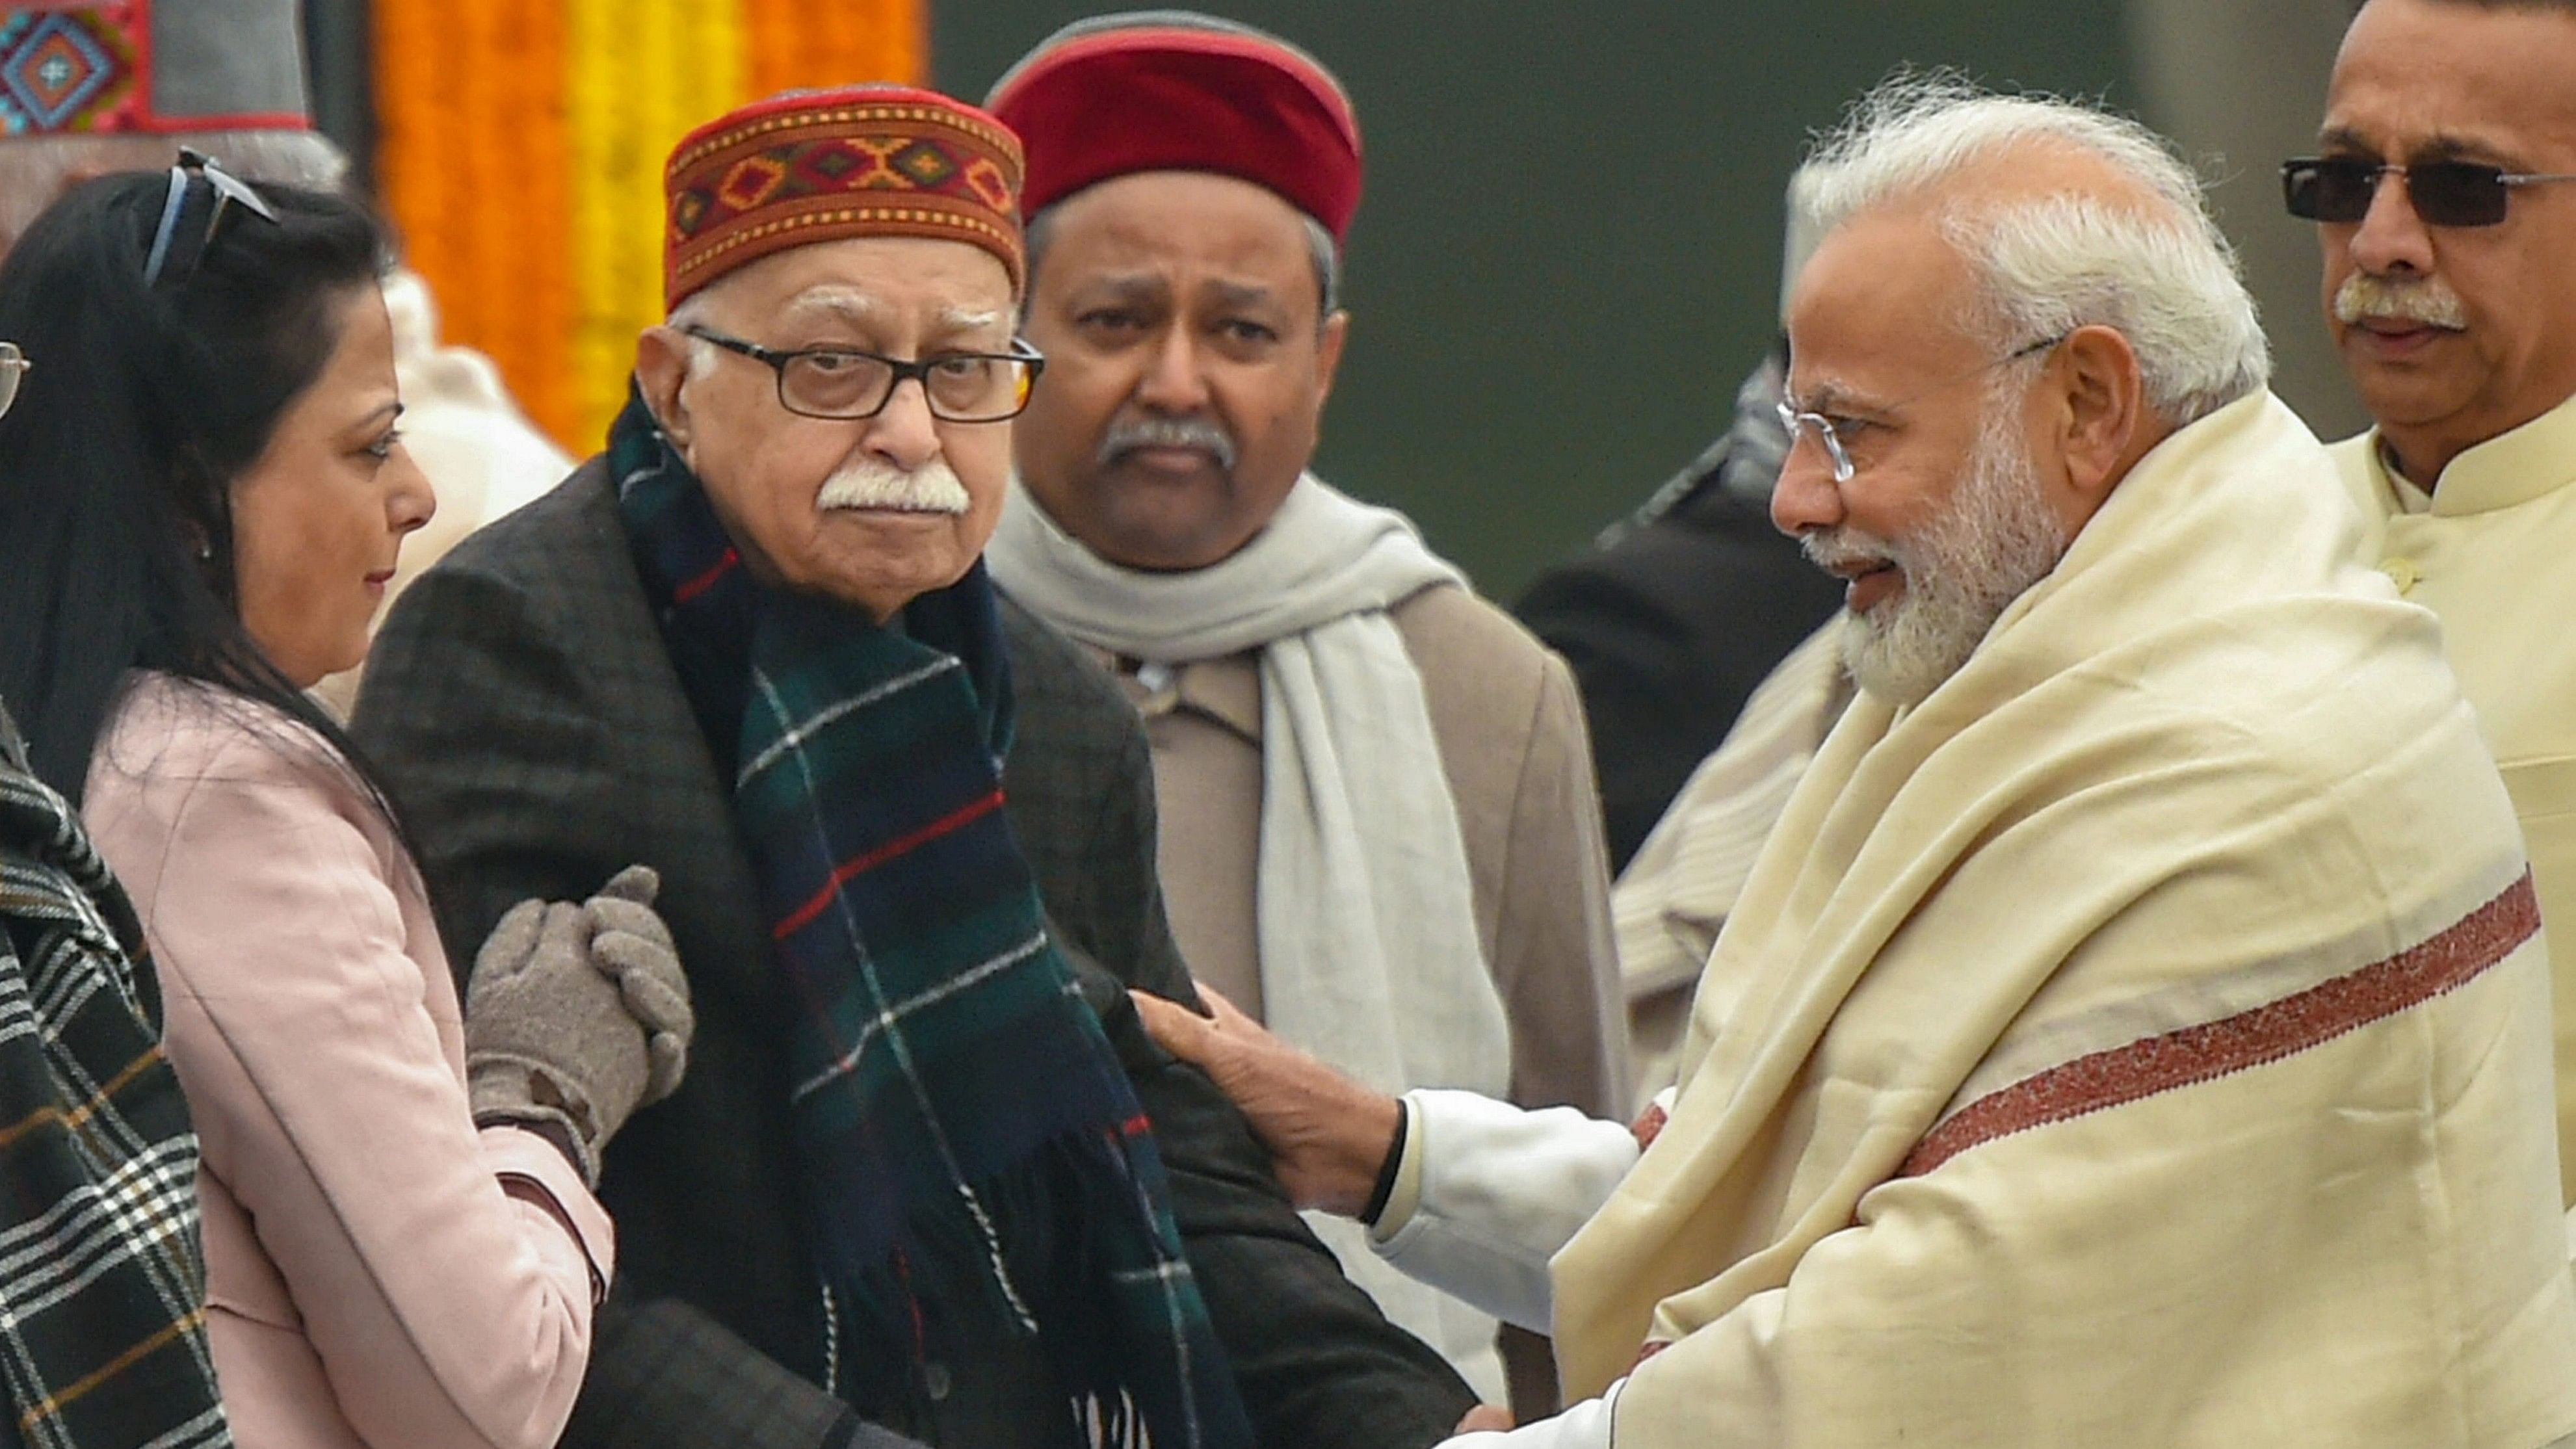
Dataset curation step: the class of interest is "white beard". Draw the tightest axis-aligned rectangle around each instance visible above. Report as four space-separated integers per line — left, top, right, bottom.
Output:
1807 394 2071 706
816 456 971 515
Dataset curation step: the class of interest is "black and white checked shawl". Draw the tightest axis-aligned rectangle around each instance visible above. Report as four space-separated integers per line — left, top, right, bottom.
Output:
0 710 226 1449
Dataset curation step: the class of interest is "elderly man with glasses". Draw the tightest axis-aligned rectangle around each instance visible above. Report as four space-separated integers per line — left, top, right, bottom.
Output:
1131 73 2576 1449
352 85 1480 1449
2294 0 2576 1230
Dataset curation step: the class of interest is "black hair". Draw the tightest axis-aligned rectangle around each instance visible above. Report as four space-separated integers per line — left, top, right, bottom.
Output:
0 166 399 815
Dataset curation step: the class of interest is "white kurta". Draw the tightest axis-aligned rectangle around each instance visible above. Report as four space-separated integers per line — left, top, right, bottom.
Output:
2333 390 2576 1206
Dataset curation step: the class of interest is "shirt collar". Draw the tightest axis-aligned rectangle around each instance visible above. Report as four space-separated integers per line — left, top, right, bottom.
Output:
2368 389 2576 517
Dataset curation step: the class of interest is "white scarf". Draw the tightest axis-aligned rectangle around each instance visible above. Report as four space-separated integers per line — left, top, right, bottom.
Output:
987 473 1516 1396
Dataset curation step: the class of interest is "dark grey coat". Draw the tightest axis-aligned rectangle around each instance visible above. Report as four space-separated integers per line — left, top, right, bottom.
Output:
352 462 1475 1449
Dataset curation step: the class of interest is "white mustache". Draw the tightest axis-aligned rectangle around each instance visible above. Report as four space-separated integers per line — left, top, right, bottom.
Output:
2335 272 2468 331
1099 415 1239 471
1802 529 1899 575
816 458 971 515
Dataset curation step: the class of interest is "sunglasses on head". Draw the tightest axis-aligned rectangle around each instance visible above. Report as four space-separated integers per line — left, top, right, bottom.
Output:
2282 155 2576 229
142 147 280 288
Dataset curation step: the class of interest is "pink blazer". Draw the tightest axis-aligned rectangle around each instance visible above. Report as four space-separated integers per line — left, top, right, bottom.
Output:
83 675 611 1449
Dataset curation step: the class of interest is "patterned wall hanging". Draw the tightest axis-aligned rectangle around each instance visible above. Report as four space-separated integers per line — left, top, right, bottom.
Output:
374 0 927 453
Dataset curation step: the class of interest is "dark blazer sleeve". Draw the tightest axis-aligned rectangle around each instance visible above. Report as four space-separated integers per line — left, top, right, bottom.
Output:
356 564 611 954
573 1296 900 1449
1001 603 1481 1449
357 557 882 1449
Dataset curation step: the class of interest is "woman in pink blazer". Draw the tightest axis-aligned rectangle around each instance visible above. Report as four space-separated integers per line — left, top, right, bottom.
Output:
0 160 692 1448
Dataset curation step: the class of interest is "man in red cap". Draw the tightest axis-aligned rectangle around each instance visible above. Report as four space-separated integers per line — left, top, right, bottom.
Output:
983 12 1627 1413
356 82 1483 1449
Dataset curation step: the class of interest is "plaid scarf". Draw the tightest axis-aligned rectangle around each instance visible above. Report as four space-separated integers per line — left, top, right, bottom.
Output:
611 398 1251 1448
0 707 228 1449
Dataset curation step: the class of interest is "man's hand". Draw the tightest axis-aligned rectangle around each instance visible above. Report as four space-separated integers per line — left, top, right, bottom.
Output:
1455 1405 1514 1433
1130 985 1401 1218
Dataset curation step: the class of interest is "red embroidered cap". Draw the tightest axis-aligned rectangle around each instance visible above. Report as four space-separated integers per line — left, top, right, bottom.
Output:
1 0 313 137
663 84 1026 311
984 11 1362 242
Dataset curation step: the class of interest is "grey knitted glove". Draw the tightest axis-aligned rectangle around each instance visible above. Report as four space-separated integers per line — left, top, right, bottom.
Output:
583 865 692 1103
464 867 694 1184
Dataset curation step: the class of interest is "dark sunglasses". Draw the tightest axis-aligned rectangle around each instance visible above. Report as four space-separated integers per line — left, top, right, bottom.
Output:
142 147 280 288
2282 155 2576 229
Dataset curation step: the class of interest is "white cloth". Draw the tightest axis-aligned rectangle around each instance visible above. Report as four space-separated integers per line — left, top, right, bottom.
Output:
1370 1090 1642 1333
987 474 1518 1393
1436 1381 1623 1449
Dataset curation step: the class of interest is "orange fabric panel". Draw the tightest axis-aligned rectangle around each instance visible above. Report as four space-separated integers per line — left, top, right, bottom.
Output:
375 0 577 446
746 0 926 98
371 0 927 455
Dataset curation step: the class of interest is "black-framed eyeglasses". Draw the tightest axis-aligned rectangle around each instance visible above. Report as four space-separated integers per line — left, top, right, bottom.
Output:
0 343 27 421
681 325 1045 424
143 147 281 289
1776 333 2067 484
2282 156 2576 229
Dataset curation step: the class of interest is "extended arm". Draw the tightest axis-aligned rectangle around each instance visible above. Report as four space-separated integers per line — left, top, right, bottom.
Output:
1131 992 1641 1334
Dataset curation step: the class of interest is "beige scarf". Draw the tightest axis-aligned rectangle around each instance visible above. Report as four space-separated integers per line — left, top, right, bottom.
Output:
1553 393 2576 1447
986 475 1516 1394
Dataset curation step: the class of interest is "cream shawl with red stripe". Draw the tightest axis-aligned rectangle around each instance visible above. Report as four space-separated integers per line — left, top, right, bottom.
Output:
1549 392 2576 1448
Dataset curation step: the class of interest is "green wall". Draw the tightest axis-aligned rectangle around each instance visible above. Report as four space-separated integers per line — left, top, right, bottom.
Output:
939 4 2133 597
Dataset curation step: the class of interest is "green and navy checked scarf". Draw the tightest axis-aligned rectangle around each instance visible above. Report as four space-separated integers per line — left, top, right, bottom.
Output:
0 707 228 1449
611 398 1251 1449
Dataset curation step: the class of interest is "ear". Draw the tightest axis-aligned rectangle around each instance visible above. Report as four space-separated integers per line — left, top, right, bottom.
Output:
2047 323 2148 510
635 325 698 452
1312 309 1350 419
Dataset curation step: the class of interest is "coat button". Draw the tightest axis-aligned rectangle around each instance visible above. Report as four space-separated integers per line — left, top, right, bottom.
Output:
2380 556 2420 595
923 1361 953 1401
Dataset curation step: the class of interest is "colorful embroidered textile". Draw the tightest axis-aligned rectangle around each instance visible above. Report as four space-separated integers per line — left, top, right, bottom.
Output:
607 397 1252 1448
1548 393 2576 1446
986 10 1362 241
0 0 309 136
663 84 1023 309
0 705 228 1448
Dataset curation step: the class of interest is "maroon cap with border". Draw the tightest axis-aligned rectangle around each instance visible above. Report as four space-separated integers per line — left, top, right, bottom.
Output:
664 83 1027 311
986 11 1361 242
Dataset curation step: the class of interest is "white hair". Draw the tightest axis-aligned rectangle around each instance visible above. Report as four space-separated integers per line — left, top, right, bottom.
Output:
1801 73 2268 424
666 289 726 383
0 129 349 246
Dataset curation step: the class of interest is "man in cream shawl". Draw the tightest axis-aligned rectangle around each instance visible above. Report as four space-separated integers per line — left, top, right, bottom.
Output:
981 12 1627 1407
1137 75 2576 1449
2300 0 2576 1238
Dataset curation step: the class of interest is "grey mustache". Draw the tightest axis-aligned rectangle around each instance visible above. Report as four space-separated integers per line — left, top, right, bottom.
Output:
1099 416 1239 471
2334 272 2468 330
